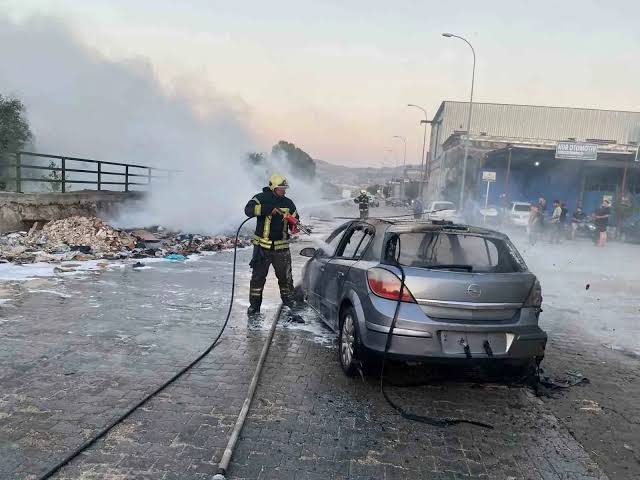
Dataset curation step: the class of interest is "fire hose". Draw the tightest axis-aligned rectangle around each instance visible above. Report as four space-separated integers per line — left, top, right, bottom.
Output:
379 234 494 429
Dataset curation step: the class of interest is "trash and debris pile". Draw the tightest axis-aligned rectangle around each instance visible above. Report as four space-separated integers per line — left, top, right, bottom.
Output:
0 216 252 264
37 216 137 254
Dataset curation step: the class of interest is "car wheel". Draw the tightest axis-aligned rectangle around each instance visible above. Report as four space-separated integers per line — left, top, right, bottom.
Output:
338 306 363 376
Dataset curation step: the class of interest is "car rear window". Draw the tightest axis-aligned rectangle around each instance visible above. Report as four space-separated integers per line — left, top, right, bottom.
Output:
384 231 526 273
514 204 530 212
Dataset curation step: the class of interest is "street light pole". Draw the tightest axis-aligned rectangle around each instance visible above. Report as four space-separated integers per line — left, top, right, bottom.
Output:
392 136 407 199
407 104 428 198
442 32 476 210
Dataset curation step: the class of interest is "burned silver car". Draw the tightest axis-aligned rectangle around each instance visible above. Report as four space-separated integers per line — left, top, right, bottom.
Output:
300 219 546 376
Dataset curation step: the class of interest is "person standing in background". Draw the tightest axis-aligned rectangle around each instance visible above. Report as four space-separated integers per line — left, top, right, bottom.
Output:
537 197 547 232
550 200 563 243
571 205 586 240
560 201 569 238
528 205 541 245
594 199 611 247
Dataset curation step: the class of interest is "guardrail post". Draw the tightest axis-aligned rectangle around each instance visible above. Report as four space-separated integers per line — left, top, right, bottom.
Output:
61 157 66 193
125 165 129 192
15 152 22 193
97 162 102 191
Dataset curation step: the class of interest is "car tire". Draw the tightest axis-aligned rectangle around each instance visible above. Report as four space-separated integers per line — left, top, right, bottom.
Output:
338 305 364 377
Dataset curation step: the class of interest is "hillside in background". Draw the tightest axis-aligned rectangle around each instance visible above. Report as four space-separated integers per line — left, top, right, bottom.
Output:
315 159 417 189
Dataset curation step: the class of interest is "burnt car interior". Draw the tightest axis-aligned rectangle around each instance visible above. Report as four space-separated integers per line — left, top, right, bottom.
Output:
383 229 525 273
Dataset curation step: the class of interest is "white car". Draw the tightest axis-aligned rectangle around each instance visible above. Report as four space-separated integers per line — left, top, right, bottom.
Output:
425 201 459 222
509 202 531 227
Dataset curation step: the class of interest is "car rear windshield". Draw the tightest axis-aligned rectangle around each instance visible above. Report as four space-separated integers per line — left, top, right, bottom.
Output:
514 204 530 212
383 231 527 273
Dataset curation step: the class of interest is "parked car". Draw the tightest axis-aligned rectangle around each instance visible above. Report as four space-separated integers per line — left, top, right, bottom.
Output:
366 193 380 208
620 214 640 243
300 219 546 377
508 202 531 227
385 196 406 207
425 201 459 222
476 204 502 226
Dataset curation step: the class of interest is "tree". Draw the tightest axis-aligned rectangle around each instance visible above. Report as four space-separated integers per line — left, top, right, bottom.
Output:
0 95 33 190
271 140 316 180
47 160 62 192
366 184 381 195
247 152 265 165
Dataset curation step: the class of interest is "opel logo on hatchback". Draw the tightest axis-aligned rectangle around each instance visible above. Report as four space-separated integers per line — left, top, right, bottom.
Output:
467 284 482 298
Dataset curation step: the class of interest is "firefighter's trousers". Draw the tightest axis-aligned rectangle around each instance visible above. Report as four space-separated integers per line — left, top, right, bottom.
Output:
249 245 294 310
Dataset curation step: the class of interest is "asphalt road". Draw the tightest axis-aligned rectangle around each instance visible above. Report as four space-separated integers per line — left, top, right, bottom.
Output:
0 205 638 479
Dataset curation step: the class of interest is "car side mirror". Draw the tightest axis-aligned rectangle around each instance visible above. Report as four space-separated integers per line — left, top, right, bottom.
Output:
299 247 317 258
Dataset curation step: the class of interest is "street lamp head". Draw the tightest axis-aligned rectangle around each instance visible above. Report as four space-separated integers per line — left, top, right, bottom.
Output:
442 32 454 38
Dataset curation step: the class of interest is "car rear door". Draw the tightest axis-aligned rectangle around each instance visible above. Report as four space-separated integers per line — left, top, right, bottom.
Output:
321 223 374 328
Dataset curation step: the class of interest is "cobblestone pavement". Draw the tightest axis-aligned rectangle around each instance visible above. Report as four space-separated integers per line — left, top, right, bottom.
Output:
1 224 637 480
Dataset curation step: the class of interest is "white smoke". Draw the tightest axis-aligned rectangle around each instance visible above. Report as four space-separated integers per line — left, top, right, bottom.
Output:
0 16 328 233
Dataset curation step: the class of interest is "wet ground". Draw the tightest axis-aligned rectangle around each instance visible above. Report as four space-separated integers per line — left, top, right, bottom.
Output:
0 207 638 479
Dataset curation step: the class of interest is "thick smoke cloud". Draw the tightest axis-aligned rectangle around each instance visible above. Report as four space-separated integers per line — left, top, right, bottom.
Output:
0 16 324 233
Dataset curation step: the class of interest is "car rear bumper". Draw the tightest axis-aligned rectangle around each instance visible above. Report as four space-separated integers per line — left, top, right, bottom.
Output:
361 323 547 361
356 296 547 361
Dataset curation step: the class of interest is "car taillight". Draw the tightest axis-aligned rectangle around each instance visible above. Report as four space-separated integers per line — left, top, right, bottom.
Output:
524 279 542 308
367 268 416 303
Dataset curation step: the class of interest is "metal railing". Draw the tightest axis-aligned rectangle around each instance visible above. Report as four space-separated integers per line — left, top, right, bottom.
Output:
0 151 179 193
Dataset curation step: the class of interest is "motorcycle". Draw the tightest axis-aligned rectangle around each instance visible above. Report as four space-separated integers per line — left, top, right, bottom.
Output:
570 219 598 242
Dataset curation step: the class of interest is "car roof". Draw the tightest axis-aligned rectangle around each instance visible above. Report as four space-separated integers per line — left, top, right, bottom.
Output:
355 218 509 239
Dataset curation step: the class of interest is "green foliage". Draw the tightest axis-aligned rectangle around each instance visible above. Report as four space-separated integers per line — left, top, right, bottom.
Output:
46 160 62 192
272 140 316 180
0 94 32 154
247 152 265 165
0 94 33 191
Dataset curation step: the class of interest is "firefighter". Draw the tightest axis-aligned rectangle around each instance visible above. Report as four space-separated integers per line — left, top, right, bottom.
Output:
244 174 299 315
354 189 370 219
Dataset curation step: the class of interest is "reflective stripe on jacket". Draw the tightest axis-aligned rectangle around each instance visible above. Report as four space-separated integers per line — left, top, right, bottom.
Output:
244 187 298 250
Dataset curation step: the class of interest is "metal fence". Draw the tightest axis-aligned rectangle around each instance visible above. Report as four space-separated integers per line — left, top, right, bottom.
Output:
0 151 179 193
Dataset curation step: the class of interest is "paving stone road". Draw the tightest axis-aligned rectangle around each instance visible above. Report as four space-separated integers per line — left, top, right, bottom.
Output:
1 225 638 480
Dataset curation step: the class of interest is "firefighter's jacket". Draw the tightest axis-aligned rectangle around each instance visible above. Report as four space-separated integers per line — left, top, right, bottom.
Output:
244 187 299 250
354 193 370 210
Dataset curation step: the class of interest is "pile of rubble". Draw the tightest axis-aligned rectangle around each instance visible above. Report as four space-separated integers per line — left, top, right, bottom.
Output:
0 216 252 264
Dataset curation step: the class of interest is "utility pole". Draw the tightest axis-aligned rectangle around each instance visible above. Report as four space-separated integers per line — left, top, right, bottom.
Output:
442 32 476 210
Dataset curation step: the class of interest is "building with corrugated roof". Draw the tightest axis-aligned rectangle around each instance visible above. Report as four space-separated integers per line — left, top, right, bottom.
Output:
425 101 640 217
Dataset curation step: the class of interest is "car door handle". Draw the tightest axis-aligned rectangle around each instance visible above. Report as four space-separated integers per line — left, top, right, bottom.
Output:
319 266 326 272
337 271 345 278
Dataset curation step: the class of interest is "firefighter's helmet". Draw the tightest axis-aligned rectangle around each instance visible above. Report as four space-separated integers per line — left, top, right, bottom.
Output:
269 174 289 190
360 189 367 195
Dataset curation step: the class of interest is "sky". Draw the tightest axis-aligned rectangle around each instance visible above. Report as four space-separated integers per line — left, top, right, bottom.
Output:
2 0 640 167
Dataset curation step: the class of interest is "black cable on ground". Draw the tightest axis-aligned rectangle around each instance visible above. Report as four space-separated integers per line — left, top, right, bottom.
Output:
37 217 253 480
379 236 494 430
